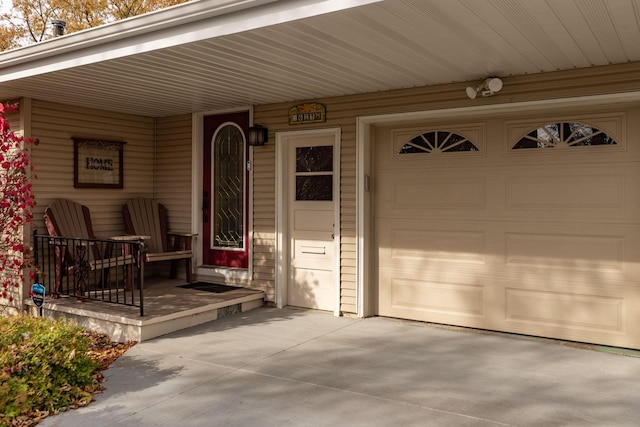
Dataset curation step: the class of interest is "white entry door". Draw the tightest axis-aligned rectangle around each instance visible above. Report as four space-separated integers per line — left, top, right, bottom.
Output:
284 131 338 311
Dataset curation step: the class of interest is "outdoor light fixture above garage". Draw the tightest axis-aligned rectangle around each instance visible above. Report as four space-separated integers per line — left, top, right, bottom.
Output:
466 77 503 99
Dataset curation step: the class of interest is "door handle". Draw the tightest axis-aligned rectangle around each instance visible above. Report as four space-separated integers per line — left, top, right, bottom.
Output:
203 191 210 209
203 191 209 223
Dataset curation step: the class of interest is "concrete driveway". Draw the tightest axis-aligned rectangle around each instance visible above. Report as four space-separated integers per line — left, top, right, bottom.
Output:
40 307 640 426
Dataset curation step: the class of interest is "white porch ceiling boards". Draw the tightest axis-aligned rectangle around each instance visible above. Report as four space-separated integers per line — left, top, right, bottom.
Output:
1 0 639 117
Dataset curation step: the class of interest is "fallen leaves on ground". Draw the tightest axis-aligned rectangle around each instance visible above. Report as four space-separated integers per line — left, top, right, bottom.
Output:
84 331 137 374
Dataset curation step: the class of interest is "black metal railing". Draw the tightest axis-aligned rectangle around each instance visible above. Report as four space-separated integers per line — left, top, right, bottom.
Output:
33 230 147 316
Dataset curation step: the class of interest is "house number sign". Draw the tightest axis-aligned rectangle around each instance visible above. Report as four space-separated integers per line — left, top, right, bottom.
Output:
73 138 126 189
289 103 327 125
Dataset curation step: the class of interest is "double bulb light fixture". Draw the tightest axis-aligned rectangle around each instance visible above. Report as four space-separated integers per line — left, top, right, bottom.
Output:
466 77 503 99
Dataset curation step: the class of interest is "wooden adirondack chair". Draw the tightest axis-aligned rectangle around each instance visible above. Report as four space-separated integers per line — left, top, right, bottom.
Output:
122 198 194 282
43 199 104 297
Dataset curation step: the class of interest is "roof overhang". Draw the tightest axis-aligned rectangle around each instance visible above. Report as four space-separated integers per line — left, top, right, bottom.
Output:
0 0 380 80
1 0 639 117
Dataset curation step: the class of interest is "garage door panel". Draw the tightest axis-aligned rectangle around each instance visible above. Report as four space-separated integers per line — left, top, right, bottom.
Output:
502 286 640 350
377 269 487 319
390 278 484 317
378 219 505 271
501 163 640 221
502 223 640 286
502 267 631 292
386 227 487 265
376 174 487 211
505 288 625 333
505 231 623 272
505 174 623 210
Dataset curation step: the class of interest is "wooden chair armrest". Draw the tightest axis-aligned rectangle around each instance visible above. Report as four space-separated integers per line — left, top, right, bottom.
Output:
167 232 195 252
67 254 135 274
167 231 197 237
110 235 151 241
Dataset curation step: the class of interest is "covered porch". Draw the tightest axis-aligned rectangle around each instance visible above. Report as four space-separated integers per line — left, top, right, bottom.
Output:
25 277 264 343
23 212 264 343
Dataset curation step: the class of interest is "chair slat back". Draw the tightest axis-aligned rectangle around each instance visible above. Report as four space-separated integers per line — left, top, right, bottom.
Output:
124 198 166 253
44 199 99 262
46 199 92 239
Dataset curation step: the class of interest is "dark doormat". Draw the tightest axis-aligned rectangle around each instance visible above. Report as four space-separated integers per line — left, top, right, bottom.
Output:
177 282 240 293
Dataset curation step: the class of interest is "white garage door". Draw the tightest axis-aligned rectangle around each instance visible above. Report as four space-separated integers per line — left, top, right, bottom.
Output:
374 110 640 349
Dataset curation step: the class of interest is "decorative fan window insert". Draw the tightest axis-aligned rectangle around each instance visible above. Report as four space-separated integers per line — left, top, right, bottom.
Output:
513 122 617 149
398 131 478 154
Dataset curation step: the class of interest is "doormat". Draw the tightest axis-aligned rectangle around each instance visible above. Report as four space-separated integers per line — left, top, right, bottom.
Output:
177 282 239 293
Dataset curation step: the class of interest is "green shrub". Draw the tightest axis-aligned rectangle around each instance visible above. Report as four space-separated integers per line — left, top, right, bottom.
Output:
0 315 98 425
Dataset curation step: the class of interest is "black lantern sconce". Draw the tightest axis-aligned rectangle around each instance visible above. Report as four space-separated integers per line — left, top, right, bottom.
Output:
248 125 269 146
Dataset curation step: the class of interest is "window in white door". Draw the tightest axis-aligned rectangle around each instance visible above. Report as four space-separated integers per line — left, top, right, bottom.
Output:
295 145 333 201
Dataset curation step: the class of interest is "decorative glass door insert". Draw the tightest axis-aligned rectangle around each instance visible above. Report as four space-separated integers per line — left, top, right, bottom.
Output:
212 124 244 249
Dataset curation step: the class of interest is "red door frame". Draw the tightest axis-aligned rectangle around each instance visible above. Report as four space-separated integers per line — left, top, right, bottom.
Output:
203 111 249 268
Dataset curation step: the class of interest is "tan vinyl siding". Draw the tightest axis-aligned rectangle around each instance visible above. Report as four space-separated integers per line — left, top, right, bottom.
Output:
252 140 277 300
30 99 154 238
249 120 276 301
154 114 193 280
155 114 193 233
253 61 640 314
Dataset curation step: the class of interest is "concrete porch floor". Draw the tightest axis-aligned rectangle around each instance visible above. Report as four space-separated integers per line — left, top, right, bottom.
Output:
25 277 265 342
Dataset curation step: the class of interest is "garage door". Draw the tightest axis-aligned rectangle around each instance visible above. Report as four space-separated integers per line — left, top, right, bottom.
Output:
374 111 640 349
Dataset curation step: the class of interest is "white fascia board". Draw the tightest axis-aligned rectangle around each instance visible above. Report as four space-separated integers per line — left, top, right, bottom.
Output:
0 0 381 82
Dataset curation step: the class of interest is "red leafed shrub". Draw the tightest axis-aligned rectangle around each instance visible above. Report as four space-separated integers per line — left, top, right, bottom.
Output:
0 101 36 311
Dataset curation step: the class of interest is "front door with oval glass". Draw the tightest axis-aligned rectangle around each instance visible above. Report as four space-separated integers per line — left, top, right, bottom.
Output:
287 134 337 311
203 112 249 269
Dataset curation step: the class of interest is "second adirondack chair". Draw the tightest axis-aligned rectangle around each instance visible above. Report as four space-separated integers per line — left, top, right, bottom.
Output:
122 198 194 282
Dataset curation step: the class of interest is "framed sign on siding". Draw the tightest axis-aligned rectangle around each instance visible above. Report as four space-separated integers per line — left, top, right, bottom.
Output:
73 138 126 189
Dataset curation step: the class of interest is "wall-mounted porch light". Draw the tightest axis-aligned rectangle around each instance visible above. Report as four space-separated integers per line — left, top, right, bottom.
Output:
248 125 268 146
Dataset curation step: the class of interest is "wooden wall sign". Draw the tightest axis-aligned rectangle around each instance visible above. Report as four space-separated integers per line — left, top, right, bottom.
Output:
289 103 326 125
73 138 126 189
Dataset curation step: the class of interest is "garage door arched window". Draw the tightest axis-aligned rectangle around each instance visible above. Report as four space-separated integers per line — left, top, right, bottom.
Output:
398 131 479 154
513 122 618 149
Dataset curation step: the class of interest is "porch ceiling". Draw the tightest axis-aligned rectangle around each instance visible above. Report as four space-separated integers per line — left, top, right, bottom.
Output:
1 0 639 117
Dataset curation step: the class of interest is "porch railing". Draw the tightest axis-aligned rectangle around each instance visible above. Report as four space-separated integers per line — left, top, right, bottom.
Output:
32 231 147 316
